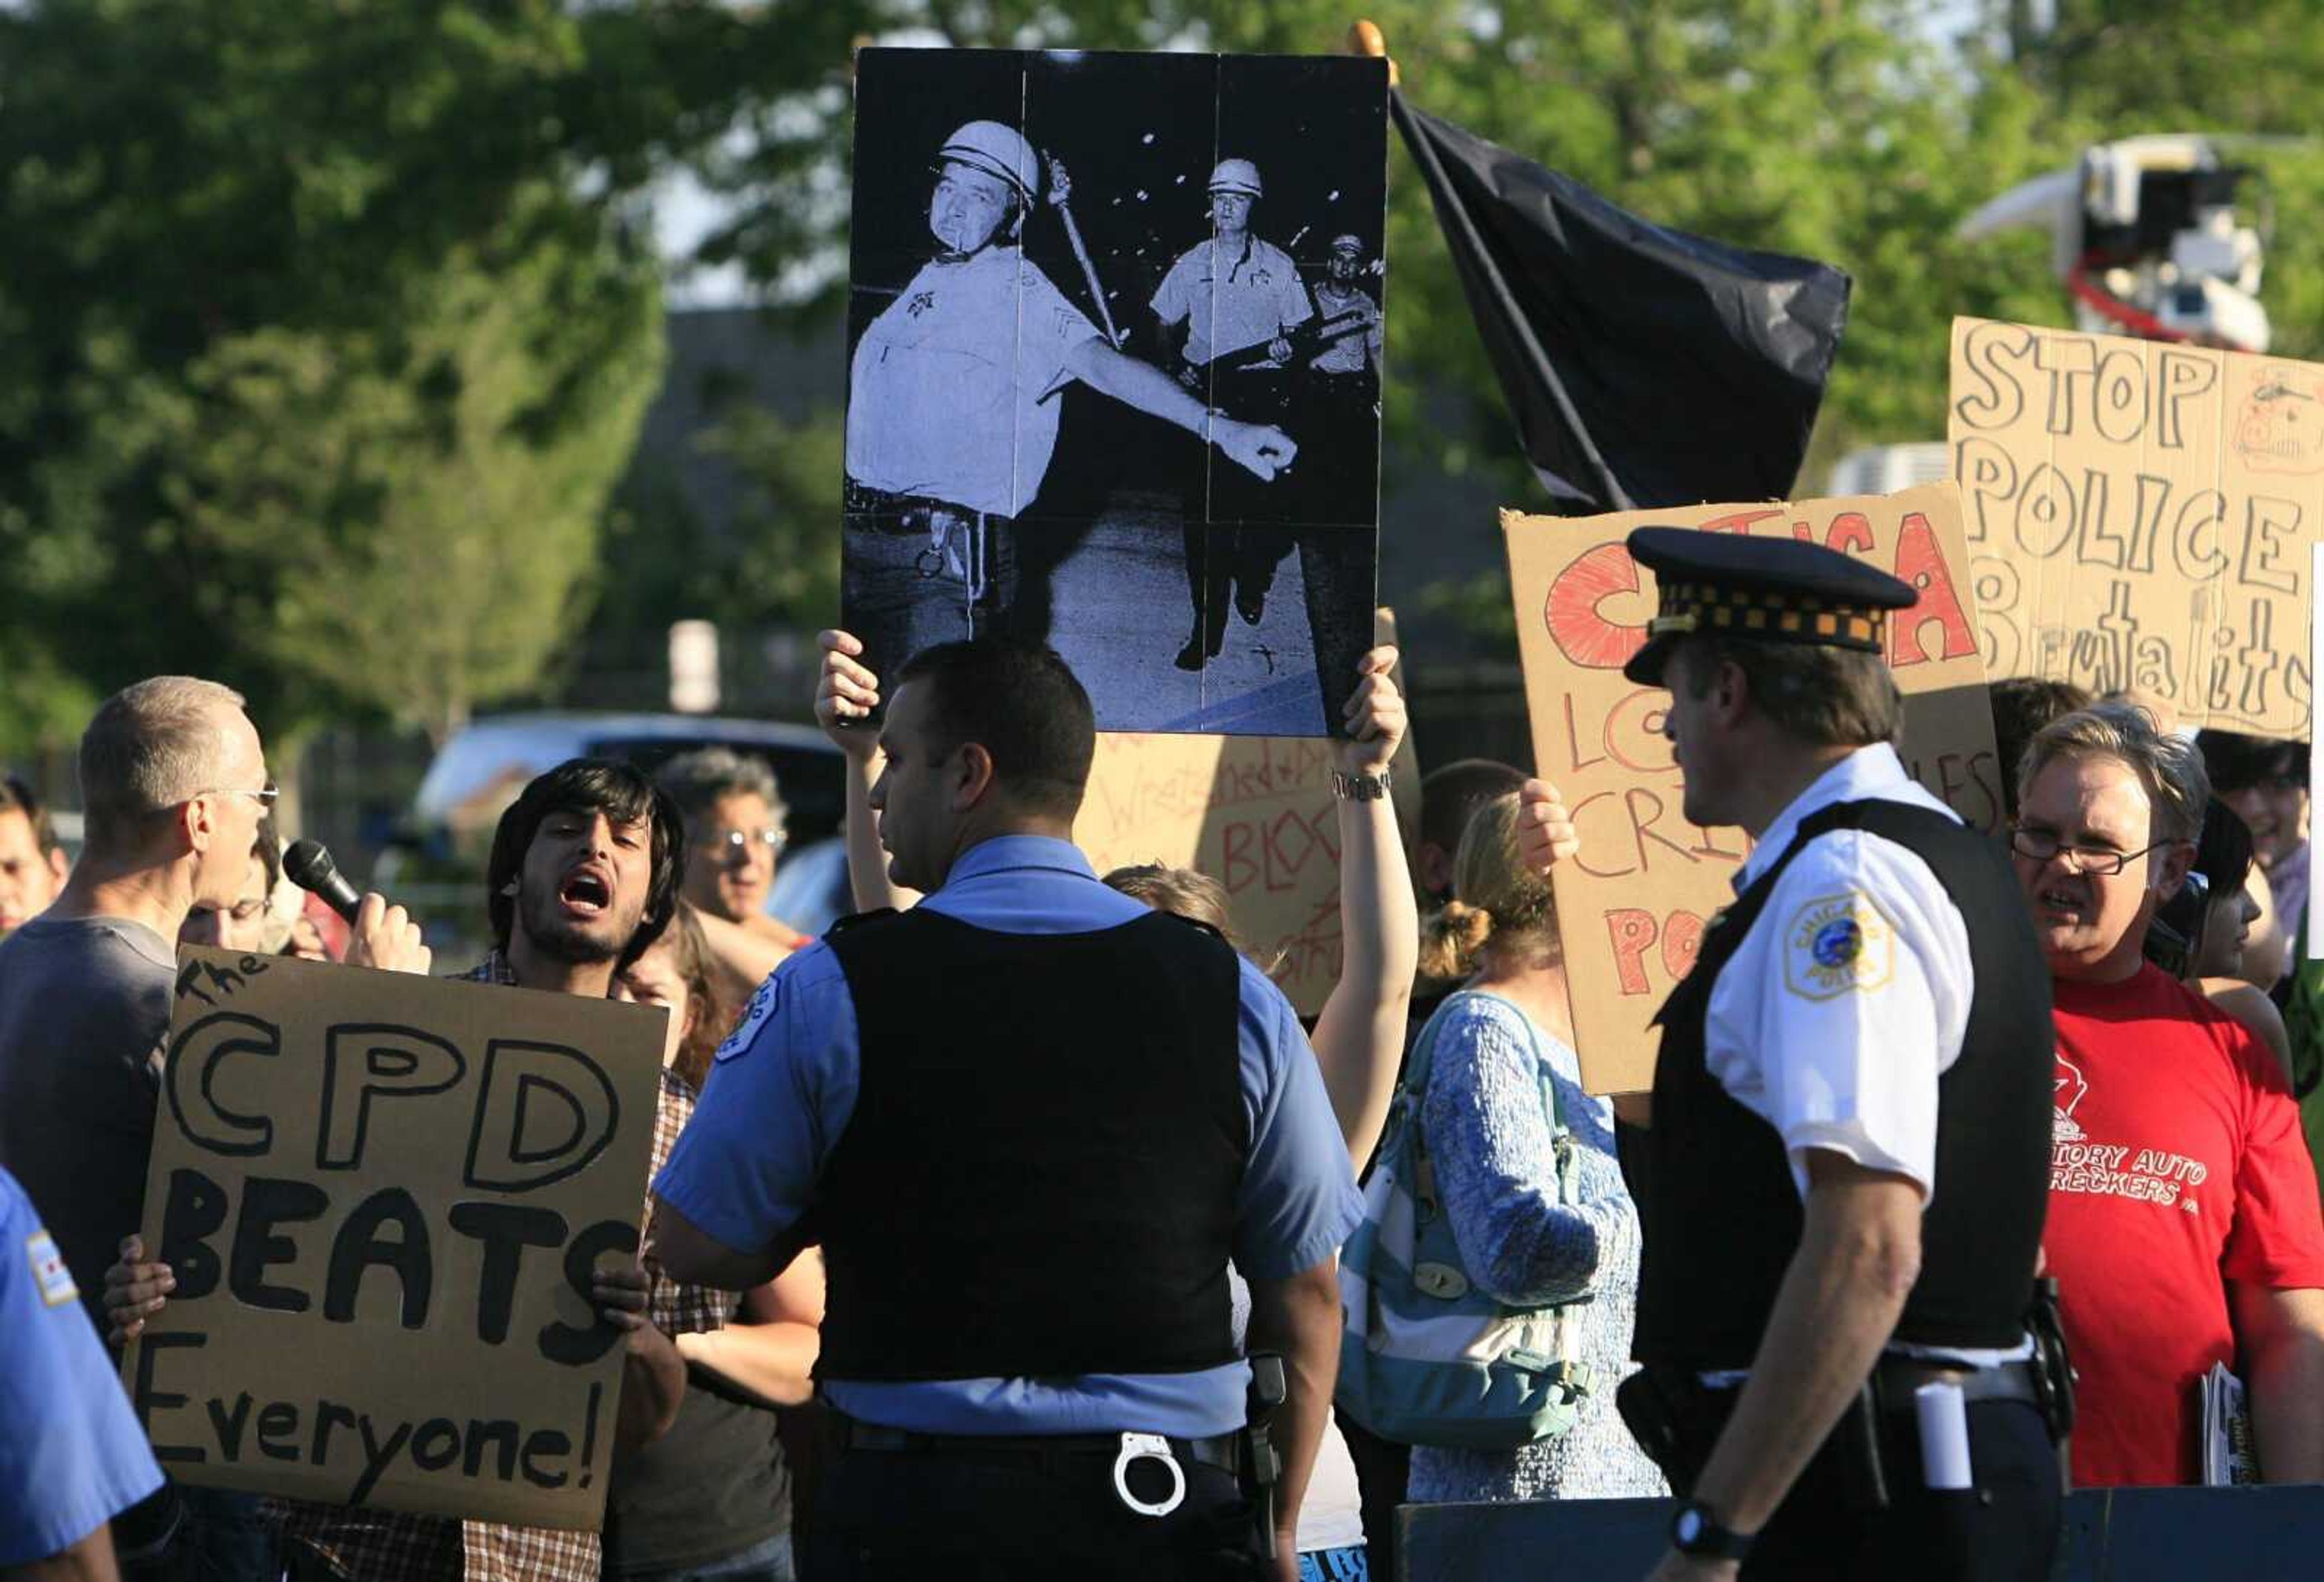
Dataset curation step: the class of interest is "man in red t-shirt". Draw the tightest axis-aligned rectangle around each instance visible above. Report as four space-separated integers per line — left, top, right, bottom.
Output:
2012 702 2324 1486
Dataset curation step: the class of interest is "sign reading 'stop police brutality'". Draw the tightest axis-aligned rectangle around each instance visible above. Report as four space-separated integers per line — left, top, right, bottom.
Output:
1949 315 2324 737
121 949 664 1529
843 47 1388 737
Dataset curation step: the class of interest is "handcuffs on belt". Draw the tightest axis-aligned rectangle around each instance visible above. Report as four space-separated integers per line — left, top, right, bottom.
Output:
1111 1432 1188 1518
914 508 985 606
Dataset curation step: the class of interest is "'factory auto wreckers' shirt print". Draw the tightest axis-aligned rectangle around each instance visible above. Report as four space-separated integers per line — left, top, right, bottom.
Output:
2043 964 2324 1486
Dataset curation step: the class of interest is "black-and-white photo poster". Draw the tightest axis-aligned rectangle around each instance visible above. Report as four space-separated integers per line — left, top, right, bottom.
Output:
842 47 1389 735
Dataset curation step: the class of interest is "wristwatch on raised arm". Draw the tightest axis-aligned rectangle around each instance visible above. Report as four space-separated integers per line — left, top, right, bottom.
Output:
1670 1499 1755 1561
1330 769 1391 802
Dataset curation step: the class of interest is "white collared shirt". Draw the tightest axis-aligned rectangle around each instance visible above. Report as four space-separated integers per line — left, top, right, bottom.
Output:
1704 743 1974 1204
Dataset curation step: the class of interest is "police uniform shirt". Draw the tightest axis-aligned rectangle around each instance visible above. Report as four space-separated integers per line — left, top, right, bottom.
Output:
845 245 1101 519
653 835 1362 1439
1705 743 1974 1205
0 1166 164 1564
1307 283 1381 376
1151 236 1314 369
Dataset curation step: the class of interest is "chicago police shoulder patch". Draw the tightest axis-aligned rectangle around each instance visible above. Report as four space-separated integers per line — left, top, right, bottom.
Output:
1782 891 1894 1000
714 974 781 1065
27 1228 76 1307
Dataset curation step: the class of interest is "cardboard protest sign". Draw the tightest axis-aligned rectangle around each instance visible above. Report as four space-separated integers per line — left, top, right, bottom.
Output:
1077 625 1419 1014
1502 482 1999 1094
2313 542 2324 963
123 949 666 1529
1948 316 2321 737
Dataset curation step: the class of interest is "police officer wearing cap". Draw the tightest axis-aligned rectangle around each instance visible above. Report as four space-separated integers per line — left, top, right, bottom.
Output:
650 637 1359 1581
1152 157 1316 669
1520 531 2063 1580
844 121 1298 673
1302 233 1381 527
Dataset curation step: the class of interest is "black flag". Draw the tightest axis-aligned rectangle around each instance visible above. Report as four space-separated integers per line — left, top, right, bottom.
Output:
1394 94 1851 514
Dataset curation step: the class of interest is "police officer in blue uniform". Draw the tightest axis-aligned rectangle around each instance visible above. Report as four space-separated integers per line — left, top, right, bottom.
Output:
0 1164 165 1579
1525 532 2064 1582
651 638 1359 1581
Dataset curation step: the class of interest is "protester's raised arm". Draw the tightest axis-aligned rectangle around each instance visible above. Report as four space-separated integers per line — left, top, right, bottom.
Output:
810 631 894 913
692 907 795 1009
1308 645 1416 1163
1515 778 1579 877
815 629 916 914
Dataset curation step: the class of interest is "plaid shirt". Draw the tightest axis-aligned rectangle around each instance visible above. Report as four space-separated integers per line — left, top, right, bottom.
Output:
643 1066 737 1338
271 954 619 1582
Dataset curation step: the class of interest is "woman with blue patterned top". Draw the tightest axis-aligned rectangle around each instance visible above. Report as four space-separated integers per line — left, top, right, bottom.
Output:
1405 793 1667 1505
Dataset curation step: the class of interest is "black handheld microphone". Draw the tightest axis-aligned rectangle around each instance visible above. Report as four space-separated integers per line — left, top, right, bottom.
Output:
283 838 364 924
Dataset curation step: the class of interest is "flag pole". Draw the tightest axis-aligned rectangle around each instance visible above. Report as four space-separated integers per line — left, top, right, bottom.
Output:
1348 20 1635 511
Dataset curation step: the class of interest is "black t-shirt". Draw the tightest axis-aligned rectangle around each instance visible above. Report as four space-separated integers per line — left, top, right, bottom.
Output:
603 1379 790 1574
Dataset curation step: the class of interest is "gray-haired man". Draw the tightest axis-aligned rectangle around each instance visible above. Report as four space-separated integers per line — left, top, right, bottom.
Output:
0 677 425 1580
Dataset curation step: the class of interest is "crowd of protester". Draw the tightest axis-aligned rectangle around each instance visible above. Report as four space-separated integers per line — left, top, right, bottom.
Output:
5 623 2324 1582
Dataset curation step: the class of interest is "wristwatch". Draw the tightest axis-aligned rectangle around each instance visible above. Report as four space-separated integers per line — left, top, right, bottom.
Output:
1670 1500 1754 1561
1331 769 1391 802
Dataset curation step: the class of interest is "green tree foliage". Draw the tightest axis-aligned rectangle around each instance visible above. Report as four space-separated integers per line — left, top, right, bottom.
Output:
153 238 663 746
0 0 800 754
588 401 845 704
7 0 2319 748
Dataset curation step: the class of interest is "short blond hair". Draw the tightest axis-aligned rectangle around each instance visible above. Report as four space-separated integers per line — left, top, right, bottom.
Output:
1417 792 1561 980
79 676 248 850
1102 862 1247 956
2018 701 2209 847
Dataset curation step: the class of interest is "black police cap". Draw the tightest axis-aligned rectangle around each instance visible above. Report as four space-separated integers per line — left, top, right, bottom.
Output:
1623 527 1919 688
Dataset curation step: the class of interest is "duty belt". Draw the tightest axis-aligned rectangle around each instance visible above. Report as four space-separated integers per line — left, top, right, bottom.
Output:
835 1417 1241 1520
1873 1356 2045 1409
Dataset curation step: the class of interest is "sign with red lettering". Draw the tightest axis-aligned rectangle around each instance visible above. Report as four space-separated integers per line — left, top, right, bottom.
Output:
122 948 665 1528
1075 642 1420 1017
1503 482 1998 1094
1950 316 2320 737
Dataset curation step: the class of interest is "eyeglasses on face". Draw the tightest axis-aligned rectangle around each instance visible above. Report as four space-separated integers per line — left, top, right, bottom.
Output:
2007 825 2168 877
192 781 279 810
698 827 786 860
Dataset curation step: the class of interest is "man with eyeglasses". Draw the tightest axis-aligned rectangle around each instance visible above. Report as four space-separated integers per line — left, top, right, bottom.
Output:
655 749 803 945
2014 701 2324 1489
0 675 425 1582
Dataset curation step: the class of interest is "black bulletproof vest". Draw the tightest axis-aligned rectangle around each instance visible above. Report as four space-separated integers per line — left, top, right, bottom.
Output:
815 905 1247 1382
1632 799 2053 1368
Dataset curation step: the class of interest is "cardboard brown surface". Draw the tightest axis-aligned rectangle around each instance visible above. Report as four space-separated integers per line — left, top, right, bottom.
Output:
122 949 666 1529
1077 616 1419 1014
1078 732 1420 1016
1502 482 1999 1094
1948 315 2320 737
